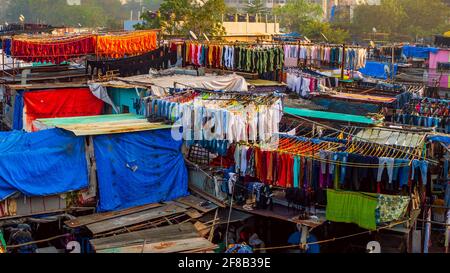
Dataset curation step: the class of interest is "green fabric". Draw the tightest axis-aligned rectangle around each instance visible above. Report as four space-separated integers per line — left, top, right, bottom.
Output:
293 155 300 188
0 230 6 252
36 113 145 127
326 189 378 230
284 107 376 125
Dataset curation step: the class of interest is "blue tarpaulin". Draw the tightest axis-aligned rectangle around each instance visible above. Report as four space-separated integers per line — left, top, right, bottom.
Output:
428 135 450 144
359 61 398 80
93 128 189 212
0 129 89 200
402 46 438 59
13 91 24 130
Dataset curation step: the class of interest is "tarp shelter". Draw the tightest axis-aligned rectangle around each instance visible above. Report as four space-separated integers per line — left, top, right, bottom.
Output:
13 87 104 132
102 73 249 97
359 61 398 80
93 128 189 212
0 129 89 200
402 46 438 59
284 107 377 125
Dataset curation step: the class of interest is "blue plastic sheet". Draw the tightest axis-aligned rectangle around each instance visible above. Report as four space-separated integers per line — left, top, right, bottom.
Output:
13 91 24 130
311 97 381 116
428 135 450 144
359 61 398 80
93 129 189 212
0 129 89 200
402 46 438 59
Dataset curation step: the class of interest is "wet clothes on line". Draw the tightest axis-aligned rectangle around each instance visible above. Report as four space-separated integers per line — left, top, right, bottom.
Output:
86 46 173 77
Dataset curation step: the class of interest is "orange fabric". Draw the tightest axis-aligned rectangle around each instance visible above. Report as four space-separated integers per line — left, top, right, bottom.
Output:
96 31 158 58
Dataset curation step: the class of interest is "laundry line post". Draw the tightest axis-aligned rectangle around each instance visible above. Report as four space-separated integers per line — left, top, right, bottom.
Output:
341 44 346 80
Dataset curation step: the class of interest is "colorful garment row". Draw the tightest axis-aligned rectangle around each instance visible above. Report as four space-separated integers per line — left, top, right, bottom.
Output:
96 31 158 58
86 46 173 77
148 95 283 143
5 31 158 63
283 44 367 70
10 36 95 64
392 113 450 133
183 42 284 74
286 73 324 98
404 100 450 117
232 142 428 193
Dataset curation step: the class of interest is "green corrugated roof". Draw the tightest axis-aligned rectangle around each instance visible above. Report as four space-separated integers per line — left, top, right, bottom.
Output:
36 113 146 126
284 107 375 124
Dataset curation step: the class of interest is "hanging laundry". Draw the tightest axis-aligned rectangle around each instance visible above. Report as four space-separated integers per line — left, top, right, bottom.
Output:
96 31 158 58
11 35 96 64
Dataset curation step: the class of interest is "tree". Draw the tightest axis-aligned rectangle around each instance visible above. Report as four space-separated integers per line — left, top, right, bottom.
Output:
351 0 450 41
274 0 322 34
244 0 269 16
274 0 349 43
3 0 125 29
137 0 226 36
306 21 350 44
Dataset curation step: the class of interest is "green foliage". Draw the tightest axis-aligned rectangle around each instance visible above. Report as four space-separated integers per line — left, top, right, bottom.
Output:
351 0 450 41
3 0 126 28
244 0 269 16
274 0 349 43
138 0 226 36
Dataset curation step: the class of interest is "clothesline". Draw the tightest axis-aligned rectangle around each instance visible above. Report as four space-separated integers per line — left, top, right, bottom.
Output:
251 218 410 251
284 112 433 163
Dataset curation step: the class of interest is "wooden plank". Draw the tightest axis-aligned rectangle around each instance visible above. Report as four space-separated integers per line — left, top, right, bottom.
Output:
90 222 198 251
176 195 218 213
64 203 162 228
185 209 203 219
188 185 226 208
97 237 216 253
86 204 187 235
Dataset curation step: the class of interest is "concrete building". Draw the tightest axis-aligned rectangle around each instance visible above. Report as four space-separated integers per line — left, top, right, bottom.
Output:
224 0 286 11
66 0 81 5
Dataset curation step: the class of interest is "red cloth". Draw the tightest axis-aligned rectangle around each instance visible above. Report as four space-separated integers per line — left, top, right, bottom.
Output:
11 36 95 64
24 88 104 132
286 154 294 188
277 153 287 187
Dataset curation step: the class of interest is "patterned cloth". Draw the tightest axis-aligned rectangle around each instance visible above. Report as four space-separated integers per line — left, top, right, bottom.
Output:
377 194 410 224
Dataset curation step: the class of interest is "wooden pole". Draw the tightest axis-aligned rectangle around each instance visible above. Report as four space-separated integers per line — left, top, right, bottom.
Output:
391 45 395 81
341 44 346 80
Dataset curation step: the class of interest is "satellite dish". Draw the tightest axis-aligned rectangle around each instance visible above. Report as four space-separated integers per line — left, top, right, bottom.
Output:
189 31 198 40
203 33 210 42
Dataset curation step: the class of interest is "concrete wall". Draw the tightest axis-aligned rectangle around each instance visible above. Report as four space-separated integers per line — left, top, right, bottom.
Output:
222 21 280 35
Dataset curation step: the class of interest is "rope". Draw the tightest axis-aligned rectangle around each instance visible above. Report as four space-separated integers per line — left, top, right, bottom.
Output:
252 219 410 251
6 233 70 249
